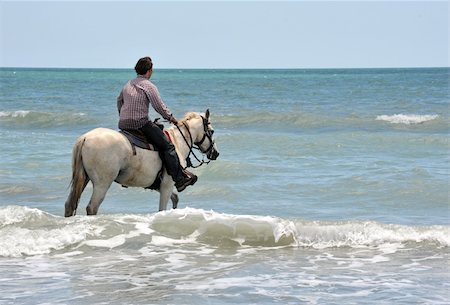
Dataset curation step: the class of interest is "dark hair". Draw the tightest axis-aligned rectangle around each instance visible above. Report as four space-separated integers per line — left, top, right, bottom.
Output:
135 57 153 75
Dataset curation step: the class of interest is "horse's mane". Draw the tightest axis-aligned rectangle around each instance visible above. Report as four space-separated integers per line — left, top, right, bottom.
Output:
178 112 202 125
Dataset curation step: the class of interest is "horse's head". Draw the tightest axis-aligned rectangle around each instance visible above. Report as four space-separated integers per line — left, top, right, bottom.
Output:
196 109 220 160
183 109 219 161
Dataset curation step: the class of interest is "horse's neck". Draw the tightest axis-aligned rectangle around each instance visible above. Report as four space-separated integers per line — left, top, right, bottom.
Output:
167 120 200 167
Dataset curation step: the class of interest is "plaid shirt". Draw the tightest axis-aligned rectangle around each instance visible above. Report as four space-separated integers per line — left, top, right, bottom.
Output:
117 76 173 130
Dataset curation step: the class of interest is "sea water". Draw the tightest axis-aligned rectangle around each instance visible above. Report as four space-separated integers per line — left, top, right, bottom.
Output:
0 68 449 304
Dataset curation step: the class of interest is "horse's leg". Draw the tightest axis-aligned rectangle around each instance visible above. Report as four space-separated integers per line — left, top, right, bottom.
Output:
82 141 121 215
159 173 175 211
159 187 172 211
170 192 179 209
86 181 113 215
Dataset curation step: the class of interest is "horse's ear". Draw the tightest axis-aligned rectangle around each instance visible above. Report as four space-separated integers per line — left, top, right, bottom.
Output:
205 108 210 119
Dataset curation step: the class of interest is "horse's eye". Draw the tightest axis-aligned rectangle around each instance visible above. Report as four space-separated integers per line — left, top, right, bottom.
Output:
210 130 214 135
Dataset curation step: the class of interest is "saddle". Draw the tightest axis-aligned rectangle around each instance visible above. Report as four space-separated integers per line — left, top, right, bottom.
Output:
118 122 172 191
119 124 172 155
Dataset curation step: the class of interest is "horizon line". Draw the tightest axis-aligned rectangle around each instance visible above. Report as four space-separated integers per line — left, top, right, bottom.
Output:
1 66 449 70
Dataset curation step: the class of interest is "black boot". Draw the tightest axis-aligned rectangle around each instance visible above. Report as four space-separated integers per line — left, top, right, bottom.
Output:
175 170 198 192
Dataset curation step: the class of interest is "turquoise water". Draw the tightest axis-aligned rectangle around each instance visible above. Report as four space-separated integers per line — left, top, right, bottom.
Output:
0 68 449 304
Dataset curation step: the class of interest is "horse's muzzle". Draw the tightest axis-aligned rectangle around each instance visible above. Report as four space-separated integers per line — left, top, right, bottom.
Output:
208 149 219 160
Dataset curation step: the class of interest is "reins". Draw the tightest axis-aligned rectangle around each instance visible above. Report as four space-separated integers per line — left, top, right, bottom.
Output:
175 121 212 169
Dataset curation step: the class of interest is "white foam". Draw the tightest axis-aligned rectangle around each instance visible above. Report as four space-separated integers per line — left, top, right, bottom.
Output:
376 114 438 124
0 110 94 127
152 208 450 250
176 275 277 291
0 206 112 256
295 221 450 249
150 235 196 246
134 222 154 235
53 250 84 258
1 206 448 257
0 110 30 118
0 205 46 226
0 225 94 257
83 234 128 248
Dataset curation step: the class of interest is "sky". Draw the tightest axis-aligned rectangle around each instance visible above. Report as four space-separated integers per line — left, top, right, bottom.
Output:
0 1 448 69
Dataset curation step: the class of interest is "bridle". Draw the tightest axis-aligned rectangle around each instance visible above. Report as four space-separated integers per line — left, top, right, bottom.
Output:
175 116 215 169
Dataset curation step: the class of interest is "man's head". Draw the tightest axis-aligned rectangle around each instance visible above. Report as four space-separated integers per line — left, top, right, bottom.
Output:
135 57 153 75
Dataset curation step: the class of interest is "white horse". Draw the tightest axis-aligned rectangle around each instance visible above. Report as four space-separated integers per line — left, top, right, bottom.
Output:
64 109 219 216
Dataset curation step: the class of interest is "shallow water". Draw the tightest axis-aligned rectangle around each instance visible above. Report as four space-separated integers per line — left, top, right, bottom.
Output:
0 68 449 304
0 206 449 304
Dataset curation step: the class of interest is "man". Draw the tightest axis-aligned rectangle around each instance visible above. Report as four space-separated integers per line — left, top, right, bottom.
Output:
117 56 197 192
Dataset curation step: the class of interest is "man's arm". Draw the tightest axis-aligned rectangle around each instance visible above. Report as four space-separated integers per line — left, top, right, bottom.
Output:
117 90 124 114
146 83 175 122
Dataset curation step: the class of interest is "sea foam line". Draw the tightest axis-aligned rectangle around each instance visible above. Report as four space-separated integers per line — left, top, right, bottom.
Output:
376 114 438 124
0 110 91 127
0 110 30 118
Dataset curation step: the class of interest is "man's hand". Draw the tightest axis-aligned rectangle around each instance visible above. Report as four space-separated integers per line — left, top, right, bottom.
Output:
170 117 179 125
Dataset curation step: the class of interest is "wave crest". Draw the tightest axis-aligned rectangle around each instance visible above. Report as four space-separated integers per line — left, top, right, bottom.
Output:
216 112 444 131
153 209 450 249
376 114 439 125
0 110 95 127
0 206 448 257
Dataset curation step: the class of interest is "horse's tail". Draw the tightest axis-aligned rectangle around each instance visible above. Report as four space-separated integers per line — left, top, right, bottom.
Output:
64 137 89 217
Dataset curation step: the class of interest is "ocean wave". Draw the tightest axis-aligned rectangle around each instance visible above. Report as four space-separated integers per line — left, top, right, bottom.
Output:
0 185 34 194
215 112 326 129
151 208 450 249
0 110 96 127
215 111 445 131
376 114 439 125
0 206 448 257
